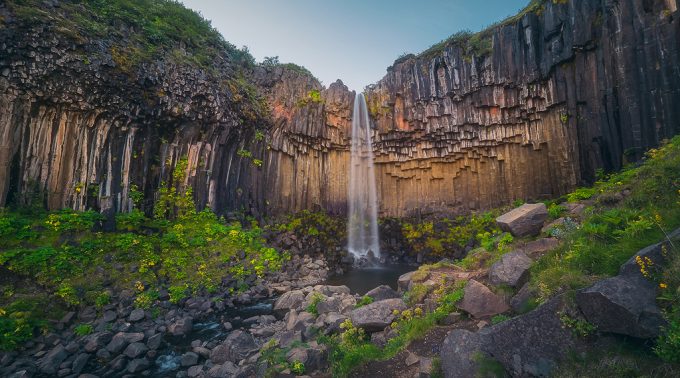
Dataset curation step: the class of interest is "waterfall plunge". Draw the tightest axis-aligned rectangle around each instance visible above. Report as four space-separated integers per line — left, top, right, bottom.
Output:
347 93 380 260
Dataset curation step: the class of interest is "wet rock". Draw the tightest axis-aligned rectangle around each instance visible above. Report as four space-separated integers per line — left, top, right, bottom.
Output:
106 332 144 354
169 317 193 336
365 285 400 301
123 342 148 358
84 332 113 353
128 308 145 322
496 203 548 237
398 271 416 292
350 298 406 332
181 352 199 367
71 353 89 375
488 251 532 288
457 280 509 319
273 290 306 316
146 333 163 350
126 357 150 373
37 344 68 375
209 330 257 364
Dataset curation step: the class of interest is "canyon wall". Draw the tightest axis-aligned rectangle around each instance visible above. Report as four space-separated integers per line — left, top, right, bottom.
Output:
1 0 680 218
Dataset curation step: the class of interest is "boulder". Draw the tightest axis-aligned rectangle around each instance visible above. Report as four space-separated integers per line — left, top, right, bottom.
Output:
519 238 560 258
510 283 537 313
126 358 150 373
316 297 341 314
350 298 406 332
496 203 548 237
440 330 484 378
457 280 509 319
488 251 532 288
315 285 351 296
37 344 68 375
71 353 90 375
365 285 400 301
169 317 193 336
441 296 578 378
83 331 113 353
206 361 239 377
187 364 204 377
106 332 144 353
398 271 416 292
123 342 148 358
273 290 306 316
147 333 163 350
576 275 664 339
181 351 199 367
128 309 145 322
210 330 257 364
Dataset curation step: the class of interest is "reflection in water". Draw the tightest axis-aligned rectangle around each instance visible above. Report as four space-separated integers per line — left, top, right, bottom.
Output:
325 264 415 295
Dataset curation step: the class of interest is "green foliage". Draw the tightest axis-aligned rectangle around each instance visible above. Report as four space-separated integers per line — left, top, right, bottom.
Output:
74 323 94 336
296 89 324 107
7 0 256 71
491 314 510 325
401 211 499 259
355 295 374 308
116 209 146 231
405 284 430 306
532 136 680 301
95 292 111 308
290 360 305 375
0 297 49 351
306 292 325 317
548 203 566 220
559 312 597 337
566 187 597 202
655 313 680 363
154 157 195 220
45 209 103 232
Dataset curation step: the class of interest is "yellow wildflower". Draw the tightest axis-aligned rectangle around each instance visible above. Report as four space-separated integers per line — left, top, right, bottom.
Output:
660 283 668 289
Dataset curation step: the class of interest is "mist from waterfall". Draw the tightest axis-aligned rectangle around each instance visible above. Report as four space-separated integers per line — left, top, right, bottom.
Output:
347 93 380 260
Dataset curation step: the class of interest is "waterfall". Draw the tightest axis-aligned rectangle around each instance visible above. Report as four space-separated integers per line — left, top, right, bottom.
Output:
347 93 380 260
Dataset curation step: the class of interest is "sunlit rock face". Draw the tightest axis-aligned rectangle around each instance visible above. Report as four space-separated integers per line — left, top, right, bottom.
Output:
1 0 680 218
362 0 680 216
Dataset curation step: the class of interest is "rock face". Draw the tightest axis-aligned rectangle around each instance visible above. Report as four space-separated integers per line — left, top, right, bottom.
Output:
441 296 578 378
496 203 548 237
457 280 509 319
488 251 533 288
2 0 679 218
350 298 407 332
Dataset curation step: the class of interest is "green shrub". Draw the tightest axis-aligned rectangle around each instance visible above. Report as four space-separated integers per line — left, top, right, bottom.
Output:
548 203 566 219
306 292 325 317
45 209 102 232
355 295 374 308
115 208 147 231
74 323 94 336
290 360 305 375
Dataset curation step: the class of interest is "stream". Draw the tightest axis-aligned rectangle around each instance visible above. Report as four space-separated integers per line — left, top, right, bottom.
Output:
153 264 414 376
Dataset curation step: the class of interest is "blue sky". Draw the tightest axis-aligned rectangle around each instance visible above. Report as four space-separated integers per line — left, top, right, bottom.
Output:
180 0 529 91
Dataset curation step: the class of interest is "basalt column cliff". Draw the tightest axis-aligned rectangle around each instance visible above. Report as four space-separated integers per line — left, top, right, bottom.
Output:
1 0 680 218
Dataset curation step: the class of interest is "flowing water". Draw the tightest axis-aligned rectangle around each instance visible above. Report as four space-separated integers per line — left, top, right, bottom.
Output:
347 93 380 259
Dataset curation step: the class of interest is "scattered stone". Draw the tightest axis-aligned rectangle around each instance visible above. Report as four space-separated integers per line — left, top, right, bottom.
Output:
206 361 239 377
222 322 233 331
71 353 90 375
419 357 434 377
316 297 341 314
37 344 68 375
123 342 148 359
273 290 306 316
84 332 113 353
457 280 509 319
106 332 144 353
488 251 532 288
147 333 163 350
315 285 351 296
126 357 150 373
364 285 400 301
169 317 193 336
496 203 548 237
405 352 420 366
510 282 536 313
397 271 416 292
350 298 407 332
519 238 560 258
181 352 199 367
210 330 257 364
187 364 204 377
128 309 145 322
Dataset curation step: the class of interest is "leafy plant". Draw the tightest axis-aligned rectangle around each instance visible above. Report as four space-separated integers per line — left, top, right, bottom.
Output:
74 323 94 336
355 295 374 308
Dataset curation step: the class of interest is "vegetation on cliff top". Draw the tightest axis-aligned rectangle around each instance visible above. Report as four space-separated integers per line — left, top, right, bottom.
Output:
6 0 255 70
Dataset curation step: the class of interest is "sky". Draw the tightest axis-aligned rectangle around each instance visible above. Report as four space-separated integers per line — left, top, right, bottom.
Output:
180 0 529 91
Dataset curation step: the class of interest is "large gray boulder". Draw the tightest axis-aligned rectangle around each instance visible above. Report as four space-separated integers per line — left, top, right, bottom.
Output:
168 317 193 336
106 332 145 353
457 280 509 319
350 298 406 332
576 275 664 339
397 271 416 292
37 344 68 375
441 296 578 378
440 330 484 378
496 203 548 237
488 251 532 288
209 330 257 364
273 290 306 316
365 285 400 301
